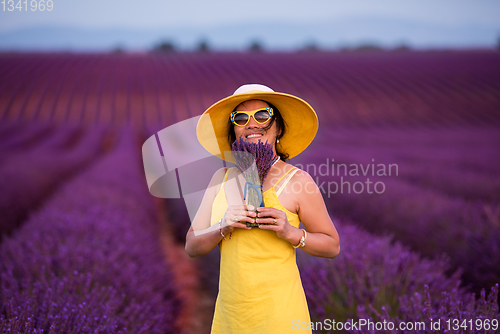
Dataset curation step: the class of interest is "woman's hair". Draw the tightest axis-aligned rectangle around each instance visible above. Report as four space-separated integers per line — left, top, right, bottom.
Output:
227 101 289 161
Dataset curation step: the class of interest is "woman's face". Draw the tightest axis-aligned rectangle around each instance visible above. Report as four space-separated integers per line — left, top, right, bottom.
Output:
233 99 280 152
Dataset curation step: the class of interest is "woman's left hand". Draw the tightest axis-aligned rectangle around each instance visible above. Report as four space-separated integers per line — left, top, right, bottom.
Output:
255 206 294 241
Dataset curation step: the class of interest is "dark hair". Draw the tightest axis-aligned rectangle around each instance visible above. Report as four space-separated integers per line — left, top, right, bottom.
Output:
227 101 289 161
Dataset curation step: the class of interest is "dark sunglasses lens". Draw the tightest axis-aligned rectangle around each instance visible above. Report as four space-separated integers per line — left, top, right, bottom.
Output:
234 113 249 125
254 110 271 123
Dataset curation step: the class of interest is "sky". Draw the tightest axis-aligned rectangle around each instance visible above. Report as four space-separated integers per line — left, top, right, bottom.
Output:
0 0 499 50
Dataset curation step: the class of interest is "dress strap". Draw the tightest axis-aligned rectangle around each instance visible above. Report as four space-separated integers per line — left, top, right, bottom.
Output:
275 167 300 197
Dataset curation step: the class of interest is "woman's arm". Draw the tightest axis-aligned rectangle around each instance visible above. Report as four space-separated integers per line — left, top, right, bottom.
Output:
185 224 228 258
185 168 227 257
257 170 340 259
184 168 255 258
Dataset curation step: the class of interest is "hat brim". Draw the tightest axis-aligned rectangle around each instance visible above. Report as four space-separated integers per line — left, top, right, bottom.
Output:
196 91 318 163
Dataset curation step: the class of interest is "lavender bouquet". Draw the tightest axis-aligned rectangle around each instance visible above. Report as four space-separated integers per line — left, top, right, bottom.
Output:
231 137 278 227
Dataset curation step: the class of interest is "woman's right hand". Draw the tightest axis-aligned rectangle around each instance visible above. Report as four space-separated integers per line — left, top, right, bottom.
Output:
221 204 257 232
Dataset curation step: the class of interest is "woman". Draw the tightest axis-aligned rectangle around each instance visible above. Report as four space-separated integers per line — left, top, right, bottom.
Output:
185 84 340 333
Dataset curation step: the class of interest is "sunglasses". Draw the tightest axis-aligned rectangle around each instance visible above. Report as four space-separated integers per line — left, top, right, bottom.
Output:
230 107 274 127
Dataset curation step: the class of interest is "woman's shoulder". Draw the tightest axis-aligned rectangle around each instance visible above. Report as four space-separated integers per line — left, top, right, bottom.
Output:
280 162 306 176
270 162 307 188
278 162 300 173
282 163 315 185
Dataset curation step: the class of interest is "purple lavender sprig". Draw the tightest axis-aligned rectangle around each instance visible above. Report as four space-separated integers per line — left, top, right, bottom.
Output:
231 136 277 184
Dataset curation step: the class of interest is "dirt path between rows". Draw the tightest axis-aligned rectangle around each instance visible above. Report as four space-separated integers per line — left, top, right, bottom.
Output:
156 198 216 334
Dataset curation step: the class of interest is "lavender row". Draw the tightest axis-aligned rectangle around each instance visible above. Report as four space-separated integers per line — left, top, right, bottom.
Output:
297 219 499 333
306 128 499 210
292 126 500 291
389 160 500 203
0 125 180 333
0 122 55 158
214 52 500 127
0 121 25 142
0 122 87 168
1 52 499 127
0 123 109 240
305 163 498 293
302 142 500 204
358 284 499 334
315 126 500 180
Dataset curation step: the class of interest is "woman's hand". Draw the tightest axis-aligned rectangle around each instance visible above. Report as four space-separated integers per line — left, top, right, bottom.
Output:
255 207 295 241
221 204 256 232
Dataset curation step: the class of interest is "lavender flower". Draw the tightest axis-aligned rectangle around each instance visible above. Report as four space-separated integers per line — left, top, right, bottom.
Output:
231 136 277 184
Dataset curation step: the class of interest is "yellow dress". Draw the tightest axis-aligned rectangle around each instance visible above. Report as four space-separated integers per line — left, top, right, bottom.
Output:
209 166 312 334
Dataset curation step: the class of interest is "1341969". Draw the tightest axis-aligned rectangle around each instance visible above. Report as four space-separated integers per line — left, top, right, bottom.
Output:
445 318 498 331
2 0 53 11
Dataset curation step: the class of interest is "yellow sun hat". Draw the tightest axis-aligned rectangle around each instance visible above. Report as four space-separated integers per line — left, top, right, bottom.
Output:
196 84 319 163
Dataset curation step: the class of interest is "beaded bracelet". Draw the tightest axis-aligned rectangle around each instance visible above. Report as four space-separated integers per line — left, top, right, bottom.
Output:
292 229 307 248
219 219 232 241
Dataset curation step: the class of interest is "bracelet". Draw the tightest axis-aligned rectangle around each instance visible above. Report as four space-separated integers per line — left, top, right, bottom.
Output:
292 229 307 248
219 219 232 241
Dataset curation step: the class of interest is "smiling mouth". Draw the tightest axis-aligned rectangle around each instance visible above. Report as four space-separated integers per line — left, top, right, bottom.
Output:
246 133 263 139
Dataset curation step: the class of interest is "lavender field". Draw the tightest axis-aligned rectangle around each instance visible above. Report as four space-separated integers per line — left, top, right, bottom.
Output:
1 50 499 333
